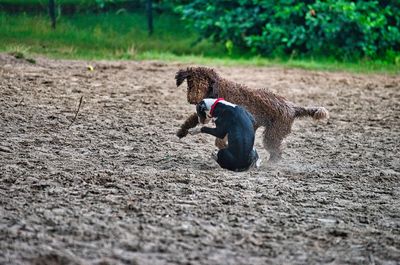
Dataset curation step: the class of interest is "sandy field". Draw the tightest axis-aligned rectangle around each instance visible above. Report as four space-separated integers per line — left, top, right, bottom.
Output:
0 53 399 265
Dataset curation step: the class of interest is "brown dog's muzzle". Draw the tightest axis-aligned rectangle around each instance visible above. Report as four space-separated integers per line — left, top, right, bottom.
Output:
188 97 197 104
187 89 204 104
186 79 210 104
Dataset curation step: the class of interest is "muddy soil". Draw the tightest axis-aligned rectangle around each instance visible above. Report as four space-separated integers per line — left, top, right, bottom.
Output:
1 53 399 265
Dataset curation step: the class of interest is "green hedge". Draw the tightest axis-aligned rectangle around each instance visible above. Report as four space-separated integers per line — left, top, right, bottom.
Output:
178 0 400 60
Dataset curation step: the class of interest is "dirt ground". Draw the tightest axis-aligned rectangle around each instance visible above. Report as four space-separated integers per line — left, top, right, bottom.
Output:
0 53 399 265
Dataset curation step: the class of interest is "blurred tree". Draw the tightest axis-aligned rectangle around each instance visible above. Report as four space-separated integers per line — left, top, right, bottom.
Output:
48 0 56 29
178 0 400 60
147 0 153 35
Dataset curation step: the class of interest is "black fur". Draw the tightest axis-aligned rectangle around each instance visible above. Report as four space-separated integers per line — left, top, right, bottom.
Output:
197 100 259 172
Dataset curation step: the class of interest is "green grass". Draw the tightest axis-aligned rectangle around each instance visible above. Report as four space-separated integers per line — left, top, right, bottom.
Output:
0 12 225 58
1 12 399 74
136 52 400 74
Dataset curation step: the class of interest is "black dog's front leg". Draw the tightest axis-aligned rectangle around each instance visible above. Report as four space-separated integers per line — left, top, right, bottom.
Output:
201 126 227 139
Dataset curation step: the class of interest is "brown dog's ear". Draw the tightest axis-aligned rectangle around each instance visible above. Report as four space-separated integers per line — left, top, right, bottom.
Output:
175 69 189 87
209 79 219 98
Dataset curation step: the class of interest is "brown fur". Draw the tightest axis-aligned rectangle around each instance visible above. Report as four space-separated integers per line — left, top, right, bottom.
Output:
176 67 329 161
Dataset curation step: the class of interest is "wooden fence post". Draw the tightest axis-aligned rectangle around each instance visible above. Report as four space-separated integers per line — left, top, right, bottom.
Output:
146 0 153 35
49 0 56 29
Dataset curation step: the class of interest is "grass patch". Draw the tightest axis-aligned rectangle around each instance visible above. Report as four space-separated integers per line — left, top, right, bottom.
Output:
0 12 225 59
0 12 399 74
137 52 400 74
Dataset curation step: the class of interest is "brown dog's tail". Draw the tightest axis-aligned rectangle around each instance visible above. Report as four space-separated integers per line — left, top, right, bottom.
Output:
294 106 329 120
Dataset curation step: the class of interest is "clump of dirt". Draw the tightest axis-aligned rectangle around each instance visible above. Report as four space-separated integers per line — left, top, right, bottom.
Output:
1 53 399 264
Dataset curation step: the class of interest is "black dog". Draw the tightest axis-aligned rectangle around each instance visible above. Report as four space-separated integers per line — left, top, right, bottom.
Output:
189 98 260 171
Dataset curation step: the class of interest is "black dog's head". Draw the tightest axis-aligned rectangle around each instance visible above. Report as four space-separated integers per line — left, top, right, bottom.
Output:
196 100 209 124
196 99 216 124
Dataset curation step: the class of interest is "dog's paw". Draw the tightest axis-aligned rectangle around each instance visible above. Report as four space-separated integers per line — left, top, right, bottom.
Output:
176 129 188 138
188 127 201 135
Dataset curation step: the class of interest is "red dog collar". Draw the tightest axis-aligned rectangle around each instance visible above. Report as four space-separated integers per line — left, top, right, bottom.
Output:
210 98 224 117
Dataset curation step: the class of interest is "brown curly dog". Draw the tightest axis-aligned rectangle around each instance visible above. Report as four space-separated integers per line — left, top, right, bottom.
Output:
175 67 329 161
